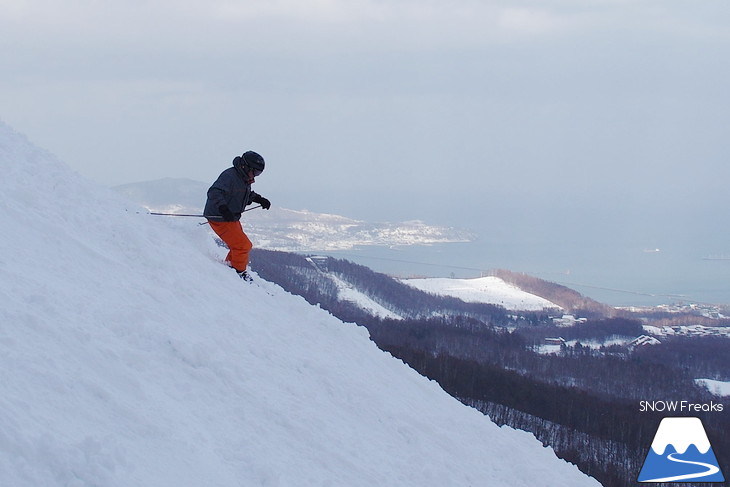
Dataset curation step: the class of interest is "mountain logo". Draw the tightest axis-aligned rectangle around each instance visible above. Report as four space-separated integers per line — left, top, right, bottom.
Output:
638 417 725 483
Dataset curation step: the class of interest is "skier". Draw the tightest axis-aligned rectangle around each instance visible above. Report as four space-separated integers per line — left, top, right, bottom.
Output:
204 151 271 281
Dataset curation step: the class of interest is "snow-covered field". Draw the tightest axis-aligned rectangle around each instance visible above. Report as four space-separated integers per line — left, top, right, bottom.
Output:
0 121 598 486
696 379 730 397
402 276 561 311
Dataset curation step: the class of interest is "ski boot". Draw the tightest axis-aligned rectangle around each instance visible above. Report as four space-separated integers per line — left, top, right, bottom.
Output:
236 269 254 283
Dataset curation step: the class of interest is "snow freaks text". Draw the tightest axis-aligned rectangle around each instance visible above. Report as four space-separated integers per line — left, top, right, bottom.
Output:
639 400 724 413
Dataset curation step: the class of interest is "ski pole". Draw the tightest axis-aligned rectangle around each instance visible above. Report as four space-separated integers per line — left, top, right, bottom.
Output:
149 205 264 224
149 205 263 218
149 212 210 217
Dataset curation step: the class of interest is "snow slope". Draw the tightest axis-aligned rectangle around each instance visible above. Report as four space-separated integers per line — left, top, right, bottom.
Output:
402 276 561 311
0 121 598 486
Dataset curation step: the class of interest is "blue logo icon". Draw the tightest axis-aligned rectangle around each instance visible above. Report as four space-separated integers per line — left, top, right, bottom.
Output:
638 417 725 483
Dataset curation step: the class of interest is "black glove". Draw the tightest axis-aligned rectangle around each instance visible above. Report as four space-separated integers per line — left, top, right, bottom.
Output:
218 204 235 221
253 195 271 210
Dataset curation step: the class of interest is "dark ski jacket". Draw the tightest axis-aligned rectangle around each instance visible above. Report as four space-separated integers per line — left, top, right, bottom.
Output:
204 158 261 221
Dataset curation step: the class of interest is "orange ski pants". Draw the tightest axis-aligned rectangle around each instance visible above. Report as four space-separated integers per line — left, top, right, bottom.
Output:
208 220 253 272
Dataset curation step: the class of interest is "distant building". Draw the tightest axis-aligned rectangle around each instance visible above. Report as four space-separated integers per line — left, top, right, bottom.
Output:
628 335 661 350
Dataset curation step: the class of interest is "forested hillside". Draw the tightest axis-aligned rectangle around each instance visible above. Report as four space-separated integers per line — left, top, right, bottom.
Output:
492 269 616 316
252 249 516 323
250 249 730 487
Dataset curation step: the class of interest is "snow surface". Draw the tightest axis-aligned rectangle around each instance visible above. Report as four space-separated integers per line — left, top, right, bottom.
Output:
0 121 598 486
696 379 730 397
402 276 560 311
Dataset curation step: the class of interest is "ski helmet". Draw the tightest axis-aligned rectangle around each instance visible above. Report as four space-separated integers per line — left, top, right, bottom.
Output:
241 151 265 176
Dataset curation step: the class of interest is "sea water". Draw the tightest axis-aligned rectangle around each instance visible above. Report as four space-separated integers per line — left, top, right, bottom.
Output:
323 238 730 307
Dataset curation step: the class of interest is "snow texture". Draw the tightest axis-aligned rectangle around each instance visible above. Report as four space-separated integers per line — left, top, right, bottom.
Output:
0 121 598 486
402 276 560 311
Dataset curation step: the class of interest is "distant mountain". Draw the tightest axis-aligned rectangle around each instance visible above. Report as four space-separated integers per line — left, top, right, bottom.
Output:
114 178 476 251
251 249 512 322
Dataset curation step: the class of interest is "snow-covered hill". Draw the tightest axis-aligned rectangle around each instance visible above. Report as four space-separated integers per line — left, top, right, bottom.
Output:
0 121 599 486
114 178 476 251
402 276 561 311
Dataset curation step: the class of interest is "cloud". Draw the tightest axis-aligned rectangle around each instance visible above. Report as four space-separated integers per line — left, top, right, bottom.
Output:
0 0 588 53
2 0 725 78
497 7 574 37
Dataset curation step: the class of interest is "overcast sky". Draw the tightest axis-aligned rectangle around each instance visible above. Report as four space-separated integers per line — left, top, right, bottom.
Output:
2 0 729 242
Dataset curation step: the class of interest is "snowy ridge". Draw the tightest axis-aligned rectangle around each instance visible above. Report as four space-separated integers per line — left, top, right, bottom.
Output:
115 178 475 251
0 122 598 486
402 276 561 311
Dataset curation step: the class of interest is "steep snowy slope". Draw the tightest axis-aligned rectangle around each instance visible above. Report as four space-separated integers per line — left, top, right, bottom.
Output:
0 121 599 486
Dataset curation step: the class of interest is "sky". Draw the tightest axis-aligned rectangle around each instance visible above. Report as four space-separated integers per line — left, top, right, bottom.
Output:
2 0 730 244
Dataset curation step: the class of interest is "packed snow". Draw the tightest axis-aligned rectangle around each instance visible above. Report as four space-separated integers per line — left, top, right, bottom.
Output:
0 121 598 486
402 276 560 311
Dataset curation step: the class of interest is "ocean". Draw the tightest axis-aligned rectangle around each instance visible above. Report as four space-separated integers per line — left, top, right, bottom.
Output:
323 237 730 308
